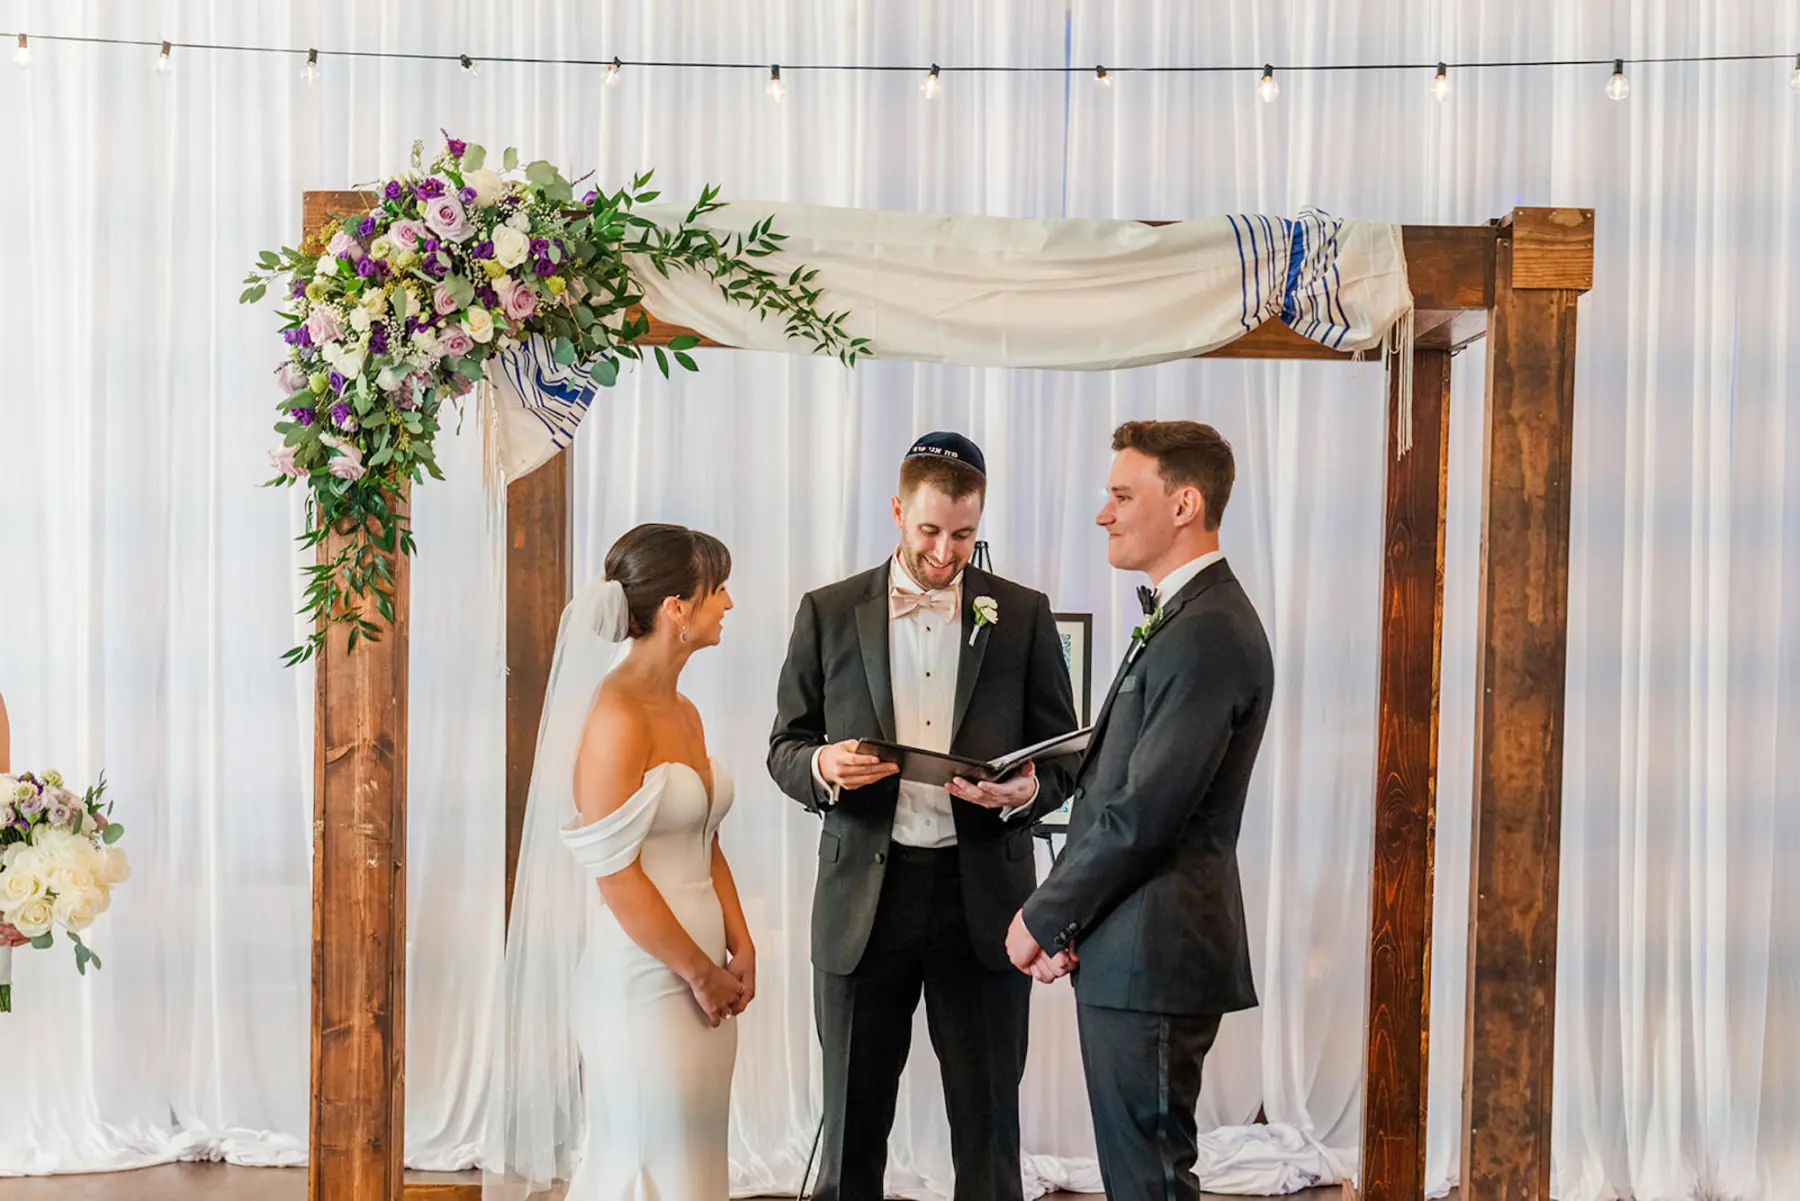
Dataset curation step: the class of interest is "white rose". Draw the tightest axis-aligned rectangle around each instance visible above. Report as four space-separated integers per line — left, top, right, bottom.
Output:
48 863 98 896
97 847 131 887
349 306 372 334
314 255 337 278
491 225 530 270
33 829 82 868
376 365 407 392
8 896 53 939
361 289 388 318
2 843 42 874
411 327 441 357
507 209 531 232
1 865 45 908
464 307 495 343
52 888 103 933
466 168 506 207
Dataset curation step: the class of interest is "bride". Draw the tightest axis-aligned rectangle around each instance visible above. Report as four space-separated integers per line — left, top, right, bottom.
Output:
487 523 755 1200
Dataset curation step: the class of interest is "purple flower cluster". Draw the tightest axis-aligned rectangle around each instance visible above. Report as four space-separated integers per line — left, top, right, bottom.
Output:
283 324 314 348
368 326 389 356
446 137 467 158
459 187 478 204
384 180 406 202
470 240 494 260
414 177 447 201
328 371 347 396
294 407 316 427
357 216 377 239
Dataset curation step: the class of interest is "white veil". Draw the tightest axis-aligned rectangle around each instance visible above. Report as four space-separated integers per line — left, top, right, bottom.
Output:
483 574 632 1200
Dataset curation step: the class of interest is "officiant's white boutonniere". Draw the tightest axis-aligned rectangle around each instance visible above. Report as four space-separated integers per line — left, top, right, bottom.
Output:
970 596 998 646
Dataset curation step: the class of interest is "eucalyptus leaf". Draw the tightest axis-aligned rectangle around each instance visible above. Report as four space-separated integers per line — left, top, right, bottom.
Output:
504 147 519 171
463 143 487 172
590 358 620 388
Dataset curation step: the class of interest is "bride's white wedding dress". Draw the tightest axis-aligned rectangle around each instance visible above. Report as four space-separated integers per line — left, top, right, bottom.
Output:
557 757 738 1200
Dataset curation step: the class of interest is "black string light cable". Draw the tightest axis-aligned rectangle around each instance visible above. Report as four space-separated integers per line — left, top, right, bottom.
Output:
5 29 1799 102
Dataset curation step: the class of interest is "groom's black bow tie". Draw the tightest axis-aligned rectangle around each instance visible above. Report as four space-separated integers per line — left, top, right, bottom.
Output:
1136 585 1158 615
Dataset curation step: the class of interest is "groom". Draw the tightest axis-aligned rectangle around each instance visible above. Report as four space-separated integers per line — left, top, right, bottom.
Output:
1009 420 1274 1201
769 432 1079 1201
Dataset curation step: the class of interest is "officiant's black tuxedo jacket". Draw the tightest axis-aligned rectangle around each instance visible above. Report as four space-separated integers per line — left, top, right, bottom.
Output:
768 563 1080 975
1023 558 1273 1016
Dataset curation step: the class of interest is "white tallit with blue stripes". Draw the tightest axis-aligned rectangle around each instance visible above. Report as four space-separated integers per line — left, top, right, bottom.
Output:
486 203 1413 481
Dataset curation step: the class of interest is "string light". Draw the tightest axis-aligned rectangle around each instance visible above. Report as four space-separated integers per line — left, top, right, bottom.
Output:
460 53 478 77
301 48 320 84
153 40 172 75
766 63 785 102
12 33 30 68
605 56 621 87
1431 61 1450 102
921 63 940 99
1257 63 1278 102
1606 58 1629 100
1094 65 1111 87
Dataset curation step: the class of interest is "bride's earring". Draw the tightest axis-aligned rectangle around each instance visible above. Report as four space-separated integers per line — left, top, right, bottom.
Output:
679 625 691 644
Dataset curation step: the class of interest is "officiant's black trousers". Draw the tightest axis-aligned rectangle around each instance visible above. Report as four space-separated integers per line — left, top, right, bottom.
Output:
813 843 1032 1201
1076 1002 1223 1201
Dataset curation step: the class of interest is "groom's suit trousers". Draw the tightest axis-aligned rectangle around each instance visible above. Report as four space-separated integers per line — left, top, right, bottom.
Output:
1076 1002 1222 1201
812 843 1032 1201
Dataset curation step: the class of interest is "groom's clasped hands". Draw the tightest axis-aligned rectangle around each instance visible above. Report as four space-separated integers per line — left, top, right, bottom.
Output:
1005 910 1076 984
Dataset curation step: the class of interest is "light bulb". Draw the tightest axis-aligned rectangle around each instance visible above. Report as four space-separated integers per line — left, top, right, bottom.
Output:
1094 65 1111 87
13 34 31 68
153 40 173 75
301 48 320 84
461 53 479 78
1606 58 1629 100
1431 62 1450 102
1257 64 1279 103
921 64 941 99
766 64 786 102
605 56 621 87
1790 54 1799 94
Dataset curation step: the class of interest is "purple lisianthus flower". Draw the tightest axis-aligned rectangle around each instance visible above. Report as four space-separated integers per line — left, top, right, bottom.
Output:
357 215 377 239
476 285 500 309
459 186 477 204
421 256 450 280
581 189 598 206
384 180 405 202
534 257 555 277
530 237 549 256
331 401 353 426
447 137 467 158
422 237 441 255
290 277 308 299
369 326 390 356
294 407 316 427
356 256 378 278
414 177 447 201
283 325 306 347
329 372 347 397
404 316 421 335
470 240 494 260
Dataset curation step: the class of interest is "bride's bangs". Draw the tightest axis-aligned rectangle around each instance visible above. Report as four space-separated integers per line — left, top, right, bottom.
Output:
690 530 732 596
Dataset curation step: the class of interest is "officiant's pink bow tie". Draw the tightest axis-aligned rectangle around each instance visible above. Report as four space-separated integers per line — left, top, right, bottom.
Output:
890 587 957 620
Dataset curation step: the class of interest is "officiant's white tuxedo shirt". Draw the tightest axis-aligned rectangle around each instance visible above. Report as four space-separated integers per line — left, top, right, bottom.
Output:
810 556 1034 848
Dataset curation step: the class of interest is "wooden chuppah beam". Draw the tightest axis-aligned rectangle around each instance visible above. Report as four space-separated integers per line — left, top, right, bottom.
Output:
1462 207 1592 1201
1358 349 1454 1201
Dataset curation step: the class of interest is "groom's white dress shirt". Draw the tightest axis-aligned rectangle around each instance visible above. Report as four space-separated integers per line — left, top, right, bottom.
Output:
1152 549 1227 608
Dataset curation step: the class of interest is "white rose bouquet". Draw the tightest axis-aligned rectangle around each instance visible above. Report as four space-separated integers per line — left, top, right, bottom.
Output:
0 771 129 1013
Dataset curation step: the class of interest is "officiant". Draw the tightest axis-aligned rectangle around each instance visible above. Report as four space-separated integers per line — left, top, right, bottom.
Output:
768 432 1080 1201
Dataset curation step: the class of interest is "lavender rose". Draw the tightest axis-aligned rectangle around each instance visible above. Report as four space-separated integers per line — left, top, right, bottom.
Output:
437 325 475 357
327 229 358 258
269 445 306 480
306 307 344 344
389 219 428 253
276 361 308 395
496 277 538 322
425 196 474 243
433 282 461 316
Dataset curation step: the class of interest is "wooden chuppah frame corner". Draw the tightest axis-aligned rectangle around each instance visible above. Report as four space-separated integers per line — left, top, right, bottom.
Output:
299 193 1593 1201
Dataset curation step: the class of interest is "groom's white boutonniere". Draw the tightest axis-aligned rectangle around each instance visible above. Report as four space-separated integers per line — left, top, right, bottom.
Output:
1128 607 1167 657
970 596 998 646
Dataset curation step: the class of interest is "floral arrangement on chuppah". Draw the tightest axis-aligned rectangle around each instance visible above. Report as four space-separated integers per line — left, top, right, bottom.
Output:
0 771 130 1013
242 134 866 664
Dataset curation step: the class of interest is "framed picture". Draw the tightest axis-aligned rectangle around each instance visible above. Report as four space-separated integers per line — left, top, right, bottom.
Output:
1053 612 1094 727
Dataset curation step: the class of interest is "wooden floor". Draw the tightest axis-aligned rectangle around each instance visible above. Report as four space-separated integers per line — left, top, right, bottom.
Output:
0 1163 1353 1200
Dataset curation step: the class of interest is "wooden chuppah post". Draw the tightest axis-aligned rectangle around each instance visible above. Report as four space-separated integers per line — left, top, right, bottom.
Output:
1359 347 1455 1201
303 190 410 1201
1461 207 1592 1201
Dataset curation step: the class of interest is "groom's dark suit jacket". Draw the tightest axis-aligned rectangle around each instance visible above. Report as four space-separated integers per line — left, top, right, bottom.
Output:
1022 559 1273 1016
769 563 1080 975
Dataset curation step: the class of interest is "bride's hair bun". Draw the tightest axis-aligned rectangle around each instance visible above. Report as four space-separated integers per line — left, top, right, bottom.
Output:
603 524 732 640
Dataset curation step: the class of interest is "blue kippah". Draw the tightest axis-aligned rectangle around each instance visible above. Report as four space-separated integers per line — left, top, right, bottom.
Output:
904 430 986 476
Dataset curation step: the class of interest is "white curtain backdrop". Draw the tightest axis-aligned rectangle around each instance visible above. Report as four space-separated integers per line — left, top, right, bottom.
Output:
2 2 1797 1199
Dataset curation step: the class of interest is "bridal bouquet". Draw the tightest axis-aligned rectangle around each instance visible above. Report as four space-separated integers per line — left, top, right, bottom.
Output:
242 133 864 665
0 771 129 1013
